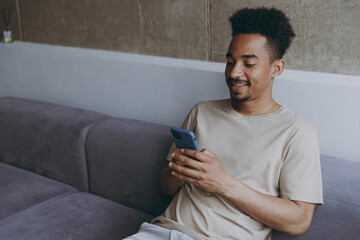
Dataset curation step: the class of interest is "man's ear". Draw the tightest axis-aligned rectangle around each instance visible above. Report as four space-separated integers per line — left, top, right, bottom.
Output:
271 59 285 78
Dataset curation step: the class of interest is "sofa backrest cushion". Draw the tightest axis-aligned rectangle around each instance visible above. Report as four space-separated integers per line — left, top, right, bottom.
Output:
0 97 109 191
86 118 173 216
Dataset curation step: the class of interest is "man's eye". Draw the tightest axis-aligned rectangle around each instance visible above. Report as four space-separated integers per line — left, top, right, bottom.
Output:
245 63 256 67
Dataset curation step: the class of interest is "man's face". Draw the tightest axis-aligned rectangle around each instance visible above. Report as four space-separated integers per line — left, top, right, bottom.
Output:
225 34 276 104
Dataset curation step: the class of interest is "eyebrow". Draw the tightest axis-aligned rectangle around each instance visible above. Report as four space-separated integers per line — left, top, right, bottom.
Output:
226 53 259 59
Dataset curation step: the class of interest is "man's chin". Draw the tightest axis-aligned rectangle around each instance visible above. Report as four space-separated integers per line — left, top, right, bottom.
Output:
231 95 250 103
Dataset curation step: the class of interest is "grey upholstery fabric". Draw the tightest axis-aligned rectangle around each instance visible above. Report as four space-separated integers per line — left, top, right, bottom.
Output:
86 118 173 216
0 192 154 240
1 97 359 240
0 162 77 221
272 155 360 239
0 96 109 191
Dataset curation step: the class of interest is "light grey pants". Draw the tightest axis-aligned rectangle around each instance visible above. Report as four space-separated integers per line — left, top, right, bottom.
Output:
124 222 196 240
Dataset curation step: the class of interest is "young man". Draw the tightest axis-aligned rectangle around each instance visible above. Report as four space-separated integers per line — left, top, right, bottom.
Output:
125 7 323 240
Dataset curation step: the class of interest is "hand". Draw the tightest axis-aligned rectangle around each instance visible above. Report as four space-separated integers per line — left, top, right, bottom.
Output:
169 148 231 195
170 150 317 237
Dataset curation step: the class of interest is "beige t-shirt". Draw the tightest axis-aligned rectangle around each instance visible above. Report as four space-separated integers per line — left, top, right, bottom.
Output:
152 99 323 240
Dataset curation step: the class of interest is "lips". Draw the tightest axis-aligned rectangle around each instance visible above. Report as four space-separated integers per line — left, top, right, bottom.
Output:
232 83 247 87
227 79 250 92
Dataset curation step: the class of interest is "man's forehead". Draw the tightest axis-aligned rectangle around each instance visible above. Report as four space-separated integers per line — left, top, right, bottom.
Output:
226 52 259 59
226 34 269 59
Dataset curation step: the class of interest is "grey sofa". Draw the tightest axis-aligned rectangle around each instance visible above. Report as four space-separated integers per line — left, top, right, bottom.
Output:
0 96 359 240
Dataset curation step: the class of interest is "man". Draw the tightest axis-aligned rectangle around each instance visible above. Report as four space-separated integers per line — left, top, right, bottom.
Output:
125 7 323 240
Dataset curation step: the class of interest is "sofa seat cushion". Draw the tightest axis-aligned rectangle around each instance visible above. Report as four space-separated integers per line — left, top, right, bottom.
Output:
0 192 154 240
0 162 77 221
0 96 110 191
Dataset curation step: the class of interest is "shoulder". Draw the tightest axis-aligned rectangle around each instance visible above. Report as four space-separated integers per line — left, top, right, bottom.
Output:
191 99 230 114
181 99 228 129
281 106 317 132
182 99 230 129
280 107 318 145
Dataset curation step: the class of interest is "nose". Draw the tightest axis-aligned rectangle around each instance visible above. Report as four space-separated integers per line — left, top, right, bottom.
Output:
228 62 245 79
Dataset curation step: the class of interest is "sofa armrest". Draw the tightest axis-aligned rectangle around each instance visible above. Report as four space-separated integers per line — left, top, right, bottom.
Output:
0 96 110 191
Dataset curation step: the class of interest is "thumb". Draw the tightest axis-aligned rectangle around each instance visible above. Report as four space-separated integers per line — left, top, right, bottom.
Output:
201 148 217 158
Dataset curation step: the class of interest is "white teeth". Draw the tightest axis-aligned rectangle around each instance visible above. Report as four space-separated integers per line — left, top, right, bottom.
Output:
234 83 247 87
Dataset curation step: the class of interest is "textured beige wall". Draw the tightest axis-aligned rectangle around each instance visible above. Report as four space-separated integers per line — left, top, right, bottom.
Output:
17 0 209 60
1 0 359 76
210 0 360 76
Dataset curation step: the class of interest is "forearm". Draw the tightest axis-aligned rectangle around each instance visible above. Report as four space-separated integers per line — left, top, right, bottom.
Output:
160 166 185 196
221 175 314 237
169 148 316 236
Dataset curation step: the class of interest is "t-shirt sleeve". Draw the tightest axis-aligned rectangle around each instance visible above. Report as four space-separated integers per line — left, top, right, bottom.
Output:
279 129 323 204
166 107 198 162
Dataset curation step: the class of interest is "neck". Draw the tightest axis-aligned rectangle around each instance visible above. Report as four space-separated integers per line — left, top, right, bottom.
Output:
231 98 280 116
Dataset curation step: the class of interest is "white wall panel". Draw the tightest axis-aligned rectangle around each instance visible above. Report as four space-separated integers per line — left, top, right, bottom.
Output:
1 42 359 162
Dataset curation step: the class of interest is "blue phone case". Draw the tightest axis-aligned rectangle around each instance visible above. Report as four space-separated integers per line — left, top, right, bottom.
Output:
171 127 200 151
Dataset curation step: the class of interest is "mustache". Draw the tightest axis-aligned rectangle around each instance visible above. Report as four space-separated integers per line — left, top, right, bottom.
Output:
227 78 251 86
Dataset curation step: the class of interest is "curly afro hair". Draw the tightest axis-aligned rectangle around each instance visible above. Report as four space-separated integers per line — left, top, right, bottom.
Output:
229 7 295 61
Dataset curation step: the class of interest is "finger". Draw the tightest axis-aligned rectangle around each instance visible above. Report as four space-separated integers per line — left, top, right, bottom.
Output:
171 152 201 169
180 148 210 163
171 148 182 154
169 161 201 179
171 148 188 162
171 170 199 184
170 151 184 162
171 158 186 167
201 148 217 158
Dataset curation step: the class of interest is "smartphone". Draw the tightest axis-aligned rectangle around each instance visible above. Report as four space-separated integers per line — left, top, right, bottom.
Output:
171 127 200 151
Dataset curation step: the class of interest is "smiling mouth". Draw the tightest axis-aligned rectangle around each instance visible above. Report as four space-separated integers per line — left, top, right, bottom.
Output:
227 79 251 87
232 83 247 87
